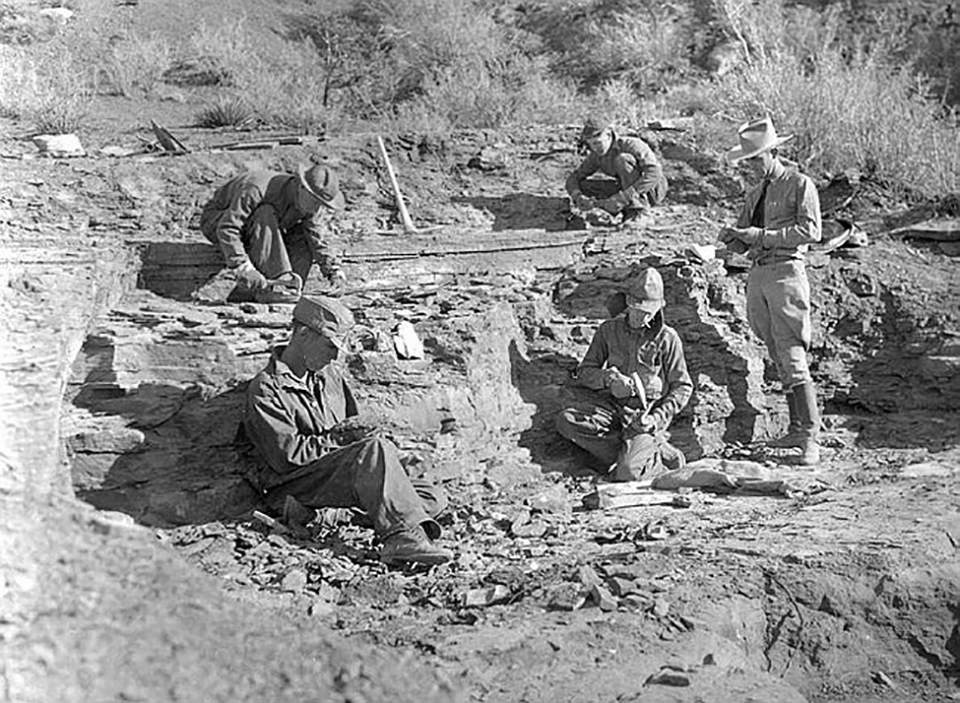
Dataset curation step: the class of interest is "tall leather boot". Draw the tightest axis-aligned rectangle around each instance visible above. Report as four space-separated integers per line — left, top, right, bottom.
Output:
794 382 821 466
769 390 801 448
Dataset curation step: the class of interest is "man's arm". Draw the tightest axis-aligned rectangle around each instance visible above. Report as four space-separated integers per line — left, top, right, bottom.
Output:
616 137 663 204
246 382 336 474
565 152 600 201
634 330 693 432
575 325 612 390
303 214 345 281
215 186 262 268
759 176 822 248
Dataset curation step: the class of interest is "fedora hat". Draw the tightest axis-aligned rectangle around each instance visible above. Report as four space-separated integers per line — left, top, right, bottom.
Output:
298 164 345 211
726 117 794 163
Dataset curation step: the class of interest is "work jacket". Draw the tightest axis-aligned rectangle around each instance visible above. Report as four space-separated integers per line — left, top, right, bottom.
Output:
244 347 357 488
735 160 822 265
575 309 693 428
201 170 339 273
565 131 664 200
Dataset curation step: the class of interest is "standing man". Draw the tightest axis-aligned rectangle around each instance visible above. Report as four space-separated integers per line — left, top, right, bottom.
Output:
244 295 453 566
556 268 693 480
719 117 823 465
565 117 668 225
200 165 346 304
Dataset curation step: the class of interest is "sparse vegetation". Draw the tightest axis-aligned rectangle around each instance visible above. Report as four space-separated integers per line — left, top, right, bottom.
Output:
0 0 957 194
194 94 256 128
103 32 172 97
0 44 92 133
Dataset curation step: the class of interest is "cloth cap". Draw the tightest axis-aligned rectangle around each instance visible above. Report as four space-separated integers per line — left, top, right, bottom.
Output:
625 268 664 313
299 164 345 211
293 295 354 344
725 117 794 163
580 116 611 141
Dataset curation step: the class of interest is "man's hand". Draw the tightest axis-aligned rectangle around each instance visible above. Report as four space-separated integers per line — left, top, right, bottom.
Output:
598 194 625 215
605 368 636 399
719 226 763 246
571 191 593 210
234 261 267 290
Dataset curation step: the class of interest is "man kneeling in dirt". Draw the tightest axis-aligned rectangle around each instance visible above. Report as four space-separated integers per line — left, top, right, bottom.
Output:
556 268 693 480
243 295 453 566
565 117 668 226
199 165 346 304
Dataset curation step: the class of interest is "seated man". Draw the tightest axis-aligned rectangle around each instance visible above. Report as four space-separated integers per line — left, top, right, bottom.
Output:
556 268 693 480
565 117 668 225
199 165 346 304
244 295 452 566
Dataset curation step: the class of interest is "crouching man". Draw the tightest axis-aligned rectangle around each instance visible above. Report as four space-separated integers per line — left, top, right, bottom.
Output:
244 295 452 566
199 165 346 304
556 268 693 480
565 117 668 225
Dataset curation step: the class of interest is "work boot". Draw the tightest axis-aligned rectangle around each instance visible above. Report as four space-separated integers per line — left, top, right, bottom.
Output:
381 525 452 566
793 382 821 466
769 391 802 448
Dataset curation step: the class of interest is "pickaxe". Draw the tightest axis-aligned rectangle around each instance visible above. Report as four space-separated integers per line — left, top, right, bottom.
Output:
376 135 441 235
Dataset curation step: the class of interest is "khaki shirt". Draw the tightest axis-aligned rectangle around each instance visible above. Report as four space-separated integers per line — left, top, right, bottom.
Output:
201 170 338 273
576 312 693 426
736 161 822 264
565 132 664 200
244 348 357 488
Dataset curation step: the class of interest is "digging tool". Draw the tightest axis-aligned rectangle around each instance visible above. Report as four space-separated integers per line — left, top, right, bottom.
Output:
376 136 441 235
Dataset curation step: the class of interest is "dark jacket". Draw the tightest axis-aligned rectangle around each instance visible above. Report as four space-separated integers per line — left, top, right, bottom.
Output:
200 169 339 274
576 309 693 429
244 347 357 488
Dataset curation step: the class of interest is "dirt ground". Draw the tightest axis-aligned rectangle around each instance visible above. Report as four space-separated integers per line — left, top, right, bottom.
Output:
2 2 960 702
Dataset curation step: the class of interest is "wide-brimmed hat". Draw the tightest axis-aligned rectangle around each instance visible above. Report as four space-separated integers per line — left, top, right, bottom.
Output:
725 117 794 163
625 267 664 313
293 295 354 347
298 164 345 211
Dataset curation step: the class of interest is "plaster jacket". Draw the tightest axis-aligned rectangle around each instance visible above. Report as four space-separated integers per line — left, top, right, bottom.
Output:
244 347 358 488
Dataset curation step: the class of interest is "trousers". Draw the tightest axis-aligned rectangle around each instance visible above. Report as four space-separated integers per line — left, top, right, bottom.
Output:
261 435 445 539
746 260 812 387
200 204 313 282
555 400 677 479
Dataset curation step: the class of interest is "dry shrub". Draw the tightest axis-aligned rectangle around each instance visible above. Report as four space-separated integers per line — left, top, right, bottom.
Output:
103 32 172 97
713 16 960 197
394 53 580 131
194 94 255 128
0 44 91 133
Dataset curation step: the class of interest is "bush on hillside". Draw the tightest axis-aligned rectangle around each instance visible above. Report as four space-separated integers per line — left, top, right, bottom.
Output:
103 32 172 97
0 44 91 133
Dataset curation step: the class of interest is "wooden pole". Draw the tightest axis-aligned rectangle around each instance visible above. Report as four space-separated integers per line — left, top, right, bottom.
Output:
376 136 417 234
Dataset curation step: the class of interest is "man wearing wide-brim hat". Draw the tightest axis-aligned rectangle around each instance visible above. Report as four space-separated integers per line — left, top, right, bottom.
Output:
565 116 669 225
556 267 693 480
243 295 454 565
199 164 346 304
719 116 823 466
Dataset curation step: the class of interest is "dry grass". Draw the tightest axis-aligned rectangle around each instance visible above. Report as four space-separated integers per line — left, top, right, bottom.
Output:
0 44 92 134
103 32 172 97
